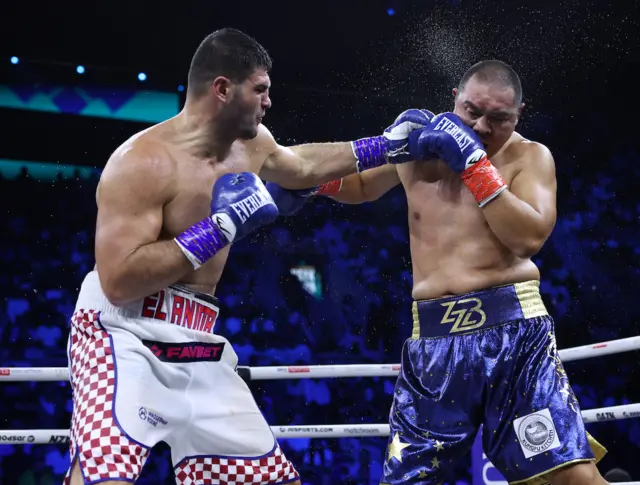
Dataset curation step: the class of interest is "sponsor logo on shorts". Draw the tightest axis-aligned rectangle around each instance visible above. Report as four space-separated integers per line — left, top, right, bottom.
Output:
0 435 34 443
0 369 10 376
513 408 561 458
142 340 225 363
623 410 640 419
440 298 487 334
141 290 219 334
138 407 168 428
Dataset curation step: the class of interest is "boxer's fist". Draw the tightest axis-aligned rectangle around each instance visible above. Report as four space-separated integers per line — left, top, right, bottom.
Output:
383 109 435 163
351 109 434 172
210 172 278 242
416 113 487 173
417 113 507 207
266 179 342 216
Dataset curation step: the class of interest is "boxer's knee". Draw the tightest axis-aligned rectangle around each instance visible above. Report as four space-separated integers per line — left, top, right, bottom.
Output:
548 461 607 485
69 460 130 485
288 480 302 485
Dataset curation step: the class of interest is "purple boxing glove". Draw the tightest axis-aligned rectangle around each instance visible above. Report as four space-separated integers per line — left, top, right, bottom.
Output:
175 172 279 269
351 109 434 172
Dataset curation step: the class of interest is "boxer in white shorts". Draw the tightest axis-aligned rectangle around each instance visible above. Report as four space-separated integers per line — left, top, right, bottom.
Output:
68 274 293 484
65 27 429 485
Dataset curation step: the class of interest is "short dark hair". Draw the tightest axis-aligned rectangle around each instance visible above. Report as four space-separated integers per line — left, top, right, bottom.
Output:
458 60 522 105
187 28 272 98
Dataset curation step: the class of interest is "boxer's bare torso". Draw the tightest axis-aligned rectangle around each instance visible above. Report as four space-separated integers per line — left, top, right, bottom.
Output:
336 131 556 300
95 121 277 297
397 132 541 300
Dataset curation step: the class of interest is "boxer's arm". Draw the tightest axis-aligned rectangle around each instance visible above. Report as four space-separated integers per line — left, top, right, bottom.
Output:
255 125 357 189
481 143 557 258
331 164 402 204
95 150 193 306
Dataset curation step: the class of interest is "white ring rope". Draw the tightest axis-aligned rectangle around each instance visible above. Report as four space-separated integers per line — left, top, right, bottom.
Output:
1 403 639 445
1 335 639 382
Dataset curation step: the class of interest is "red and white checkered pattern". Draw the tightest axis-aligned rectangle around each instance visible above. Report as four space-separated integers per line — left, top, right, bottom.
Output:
64 309 150 484
174 445 299 484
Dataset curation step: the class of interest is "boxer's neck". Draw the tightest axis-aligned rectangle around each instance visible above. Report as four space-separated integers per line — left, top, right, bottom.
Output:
173 101 235 161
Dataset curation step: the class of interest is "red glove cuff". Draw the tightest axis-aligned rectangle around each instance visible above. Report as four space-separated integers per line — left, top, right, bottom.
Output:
315 179 343 197
461 158 507 207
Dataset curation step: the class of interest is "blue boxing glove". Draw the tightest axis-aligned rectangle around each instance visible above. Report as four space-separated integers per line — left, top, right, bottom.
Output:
266 179 343 216
414 113 508 206
351 109 434 172
174 172 278 269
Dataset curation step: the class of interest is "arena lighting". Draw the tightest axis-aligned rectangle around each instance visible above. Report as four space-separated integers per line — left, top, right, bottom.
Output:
10 56 19 65
138 72 147 82
76 65 85 74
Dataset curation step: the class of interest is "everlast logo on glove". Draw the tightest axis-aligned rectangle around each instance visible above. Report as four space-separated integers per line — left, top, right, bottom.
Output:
142 340 225 363
230 190 273 223
433 117 475 152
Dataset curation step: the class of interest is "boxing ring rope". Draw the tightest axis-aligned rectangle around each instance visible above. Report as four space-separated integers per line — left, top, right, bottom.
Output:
1 335 640 444
2 335 639 382
1 401 639 445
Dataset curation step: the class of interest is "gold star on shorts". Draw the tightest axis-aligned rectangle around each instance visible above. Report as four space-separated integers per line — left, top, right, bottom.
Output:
431 457 441 469
387 433 411 463
434 440 444 451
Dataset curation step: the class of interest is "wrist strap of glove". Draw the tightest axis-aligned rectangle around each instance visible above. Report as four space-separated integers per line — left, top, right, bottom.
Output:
314 178 343 197
174 216 231 270
461 158 508 207
351 136 389 172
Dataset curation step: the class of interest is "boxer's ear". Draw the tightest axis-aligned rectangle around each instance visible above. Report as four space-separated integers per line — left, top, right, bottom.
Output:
518 103 526 115
211 76 232 102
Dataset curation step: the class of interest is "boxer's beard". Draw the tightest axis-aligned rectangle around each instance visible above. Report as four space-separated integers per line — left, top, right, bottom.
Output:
222 95 258 141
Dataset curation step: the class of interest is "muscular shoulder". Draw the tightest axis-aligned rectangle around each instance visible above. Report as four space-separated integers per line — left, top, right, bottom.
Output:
505 135 555 177
238 124 278 166
98 131 178 202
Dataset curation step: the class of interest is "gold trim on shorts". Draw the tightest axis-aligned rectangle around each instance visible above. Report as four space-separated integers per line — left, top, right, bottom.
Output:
509 433 607 485
514 281 548 319
411 301 420 340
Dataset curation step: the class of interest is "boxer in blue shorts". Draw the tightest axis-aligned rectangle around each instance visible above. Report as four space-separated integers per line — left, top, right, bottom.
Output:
267 60 608 485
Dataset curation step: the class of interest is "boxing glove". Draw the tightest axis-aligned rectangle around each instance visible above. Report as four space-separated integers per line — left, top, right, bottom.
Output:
175 172 279 269
414 113 507 207
351 109 434 172
265 179 342 216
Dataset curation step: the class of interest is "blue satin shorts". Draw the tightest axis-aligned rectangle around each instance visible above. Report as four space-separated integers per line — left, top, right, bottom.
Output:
382 281 606 485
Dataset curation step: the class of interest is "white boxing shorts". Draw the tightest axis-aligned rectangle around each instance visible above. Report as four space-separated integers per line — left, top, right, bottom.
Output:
64 270 299 485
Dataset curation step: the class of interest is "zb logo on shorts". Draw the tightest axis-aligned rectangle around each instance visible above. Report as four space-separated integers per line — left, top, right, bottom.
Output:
440 297 487 333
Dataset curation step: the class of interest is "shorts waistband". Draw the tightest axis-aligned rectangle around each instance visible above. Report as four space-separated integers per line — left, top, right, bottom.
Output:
411 280 548 339
76 271 221 334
